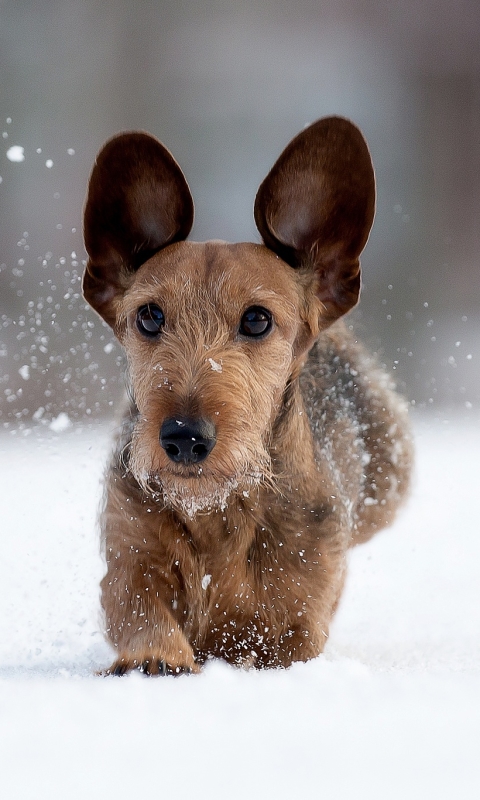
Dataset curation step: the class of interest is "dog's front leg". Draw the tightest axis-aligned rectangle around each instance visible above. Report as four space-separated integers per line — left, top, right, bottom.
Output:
245 507 348 669
100 551 198 676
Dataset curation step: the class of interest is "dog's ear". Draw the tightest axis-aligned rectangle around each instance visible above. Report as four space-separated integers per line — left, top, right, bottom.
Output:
83 132 194 327
254 116 375 324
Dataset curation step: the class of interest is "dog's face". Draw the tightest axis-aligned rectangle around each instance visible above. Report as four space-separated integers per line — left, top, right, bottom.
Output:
82 117 375 515
117 241 309 514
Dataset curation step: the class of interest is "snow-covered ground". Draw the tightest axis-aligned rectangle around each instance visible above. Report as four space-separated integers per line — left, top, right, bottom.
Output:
1 412 479 799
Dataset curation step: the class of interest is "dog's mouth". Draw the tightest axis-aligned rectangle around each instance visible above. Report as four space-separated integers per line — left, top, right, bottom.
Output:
159 463 210 479
138 471 239 518
134 463 264 518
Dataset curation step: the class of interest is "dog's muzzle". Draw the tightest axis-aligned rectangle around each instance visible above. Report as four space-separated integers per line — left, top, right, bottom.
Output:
160 417 216 464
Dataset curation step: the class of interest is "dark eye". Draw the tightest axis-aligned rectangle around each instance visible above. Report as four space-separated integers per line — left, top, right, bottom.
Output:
136 304 165 337
239 306 272 338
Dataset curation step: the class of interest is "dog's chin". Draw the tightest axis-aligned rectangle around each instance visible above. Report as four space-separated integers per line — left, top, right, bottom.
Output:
161 477 240 518
135 468 262 519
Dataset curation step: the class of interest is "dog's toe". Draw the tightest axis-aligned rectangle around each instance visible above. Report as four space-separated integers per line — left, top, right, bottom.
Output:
100 660 129 677
112 663 128 677
102 657 197 677
138 658 167 676
140 659 194 676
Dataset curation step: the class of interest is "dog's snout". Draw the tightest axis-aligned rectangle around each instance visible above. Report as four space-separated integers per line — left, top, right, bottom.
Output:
160 417 216 464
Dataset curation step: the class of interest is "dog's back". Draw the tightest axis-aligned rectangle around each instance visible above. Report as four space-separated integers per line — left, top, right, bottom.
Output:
301 321 412 546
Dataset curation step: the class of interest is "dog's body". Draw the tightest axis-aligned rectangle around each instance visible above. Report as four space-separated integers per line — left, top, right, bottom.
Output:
83 117 412 675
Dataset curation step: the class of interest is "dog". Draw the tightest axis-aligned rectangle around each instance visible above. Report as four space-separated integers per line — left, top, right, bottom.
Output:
82 116 413 675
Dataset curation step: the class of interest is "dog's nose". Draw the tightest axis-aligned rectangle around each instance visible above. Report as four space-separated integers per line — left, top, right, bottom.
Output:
160 417 216 464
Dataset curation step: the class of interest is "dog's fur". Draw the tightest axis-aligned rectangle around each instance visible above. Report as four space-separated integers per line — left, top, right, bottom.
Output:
82 117 413 675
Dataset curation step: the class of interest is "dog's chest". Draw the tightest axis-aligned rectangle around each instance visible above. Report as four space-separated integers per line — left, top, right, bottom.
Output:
174 496 331 639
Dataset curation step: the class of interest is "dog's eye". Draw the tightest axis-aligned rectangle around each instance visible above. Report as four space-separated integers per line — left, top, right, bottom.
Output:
239 306 272 337
136 304 165 337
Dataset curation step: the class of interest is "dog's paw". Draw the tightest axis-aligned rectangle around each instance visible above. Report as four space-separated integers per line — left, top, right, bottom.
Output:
101 656 200 677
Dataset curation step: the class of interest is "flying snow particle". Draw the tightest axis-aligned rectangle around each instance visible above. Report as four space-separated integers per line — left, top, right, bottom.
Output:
103 342 114 354
18 365 30 380
6 145 25 162
45 159 53 168
49 412 72 432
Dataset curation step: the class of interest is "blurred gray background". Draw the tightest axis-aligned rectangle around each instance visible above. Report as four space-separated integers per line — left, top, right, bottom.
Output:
1 0 479 430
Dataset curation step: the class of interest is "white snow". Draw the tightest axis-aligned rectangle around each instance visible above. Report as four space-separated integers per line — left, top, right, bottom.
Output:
6 144 25 162
49 411 72 432
201 573 212 590
1 412 479 799
208 356 223 372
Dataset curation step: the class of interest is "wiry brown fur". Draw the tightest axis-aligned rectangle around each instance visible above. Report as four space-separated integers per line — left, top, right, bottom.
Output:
82 118 413 675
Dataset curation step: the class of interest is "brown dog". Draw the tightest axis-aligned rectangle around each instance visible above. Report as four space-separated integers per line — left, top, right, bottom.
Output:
83 117 412 675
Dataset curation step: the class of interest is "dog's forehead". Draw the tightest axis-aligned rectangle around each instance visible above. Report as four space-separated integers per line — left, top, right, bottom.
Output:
132 240 300 305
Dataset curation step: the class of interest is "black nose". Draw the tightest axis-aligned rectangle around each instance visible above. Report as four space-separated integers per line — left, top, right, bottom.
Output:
160 417 216 464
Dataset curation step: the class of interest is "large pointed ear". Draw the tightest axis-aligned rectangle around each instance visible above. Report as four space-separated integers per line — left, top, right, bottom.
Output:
254 116 375 324
83 132 194 327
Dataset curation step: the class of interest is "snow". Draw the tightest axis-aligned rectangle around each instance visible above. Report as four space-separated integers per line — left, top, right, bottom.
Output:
48 411 72 432
6 144 25 162
201 573 212 590
1 412 479 798
208 356 223 372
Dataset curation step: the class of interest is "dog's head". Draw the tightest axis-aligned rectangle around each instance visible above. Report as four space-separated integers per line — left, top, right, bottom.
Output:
83 117 375 516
